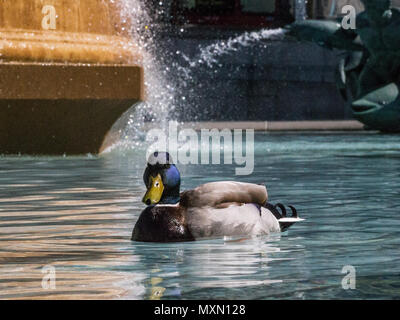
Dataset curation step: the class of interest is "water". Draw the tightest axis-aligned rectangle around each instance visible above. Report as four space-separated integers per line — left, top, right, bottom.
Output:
110 0 180 148
1 132 399 299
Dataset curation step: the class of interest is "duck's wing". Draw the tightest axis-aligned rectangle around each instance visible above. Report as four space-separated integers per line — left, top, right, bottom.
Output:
180 181 268 208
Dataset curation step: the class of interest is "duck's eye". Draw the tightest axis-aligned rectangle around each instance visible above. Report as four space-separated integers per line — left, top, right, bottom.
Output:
155 182 160 187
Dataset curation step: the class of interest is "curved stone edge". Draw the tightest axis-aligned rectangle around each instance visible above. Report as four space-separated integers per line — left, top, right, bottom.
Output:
0 62 144 155
0 29 142 64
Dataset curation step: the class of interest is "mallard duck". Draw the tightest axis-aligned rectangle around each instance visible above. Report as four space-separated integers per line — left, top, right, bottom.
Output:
132 152 303 242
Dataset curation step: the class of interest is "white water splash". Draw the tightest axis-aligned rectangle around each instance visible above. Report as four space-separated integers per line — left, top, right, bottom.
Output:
105 0 179 152
105 1 287 153
182 28 286 70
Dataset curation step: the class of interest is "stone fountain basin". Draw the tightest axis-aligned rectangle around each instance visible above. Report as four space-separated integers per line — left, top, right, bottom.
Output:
0 0 144 155
0 62 144 155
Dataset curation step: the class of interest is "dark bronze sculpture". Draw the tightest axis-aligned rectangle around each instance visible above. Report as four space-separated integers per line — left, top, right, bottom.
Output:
286 0 400 132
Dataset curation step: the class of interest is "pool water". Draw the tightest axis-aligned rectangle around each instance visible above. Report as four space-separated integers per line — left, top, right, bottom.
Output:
0 132 399 299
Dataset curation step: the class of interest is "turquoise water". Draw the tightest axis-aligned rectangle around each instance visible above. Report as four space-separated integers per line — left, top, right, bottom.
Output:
0 132 399 299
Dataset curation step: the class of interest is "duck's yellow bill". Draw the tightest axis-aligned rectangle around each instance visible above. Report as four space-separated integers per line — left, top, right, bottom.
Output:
143 174 164 205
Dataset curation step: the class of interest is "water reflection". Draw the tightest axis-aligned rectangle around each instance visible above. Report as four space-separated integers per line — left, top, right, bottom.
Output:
130 234 303 299
0 133 400 299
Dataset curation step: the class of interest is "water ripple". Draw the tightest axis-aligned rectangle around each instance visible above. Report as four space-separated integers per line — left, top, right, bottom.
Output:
0 134 400 299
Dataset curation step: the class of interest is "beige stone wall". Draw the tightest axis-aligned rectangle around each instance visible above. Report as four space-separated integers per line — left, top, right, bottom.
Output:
0 0 139 64
0 0 126 35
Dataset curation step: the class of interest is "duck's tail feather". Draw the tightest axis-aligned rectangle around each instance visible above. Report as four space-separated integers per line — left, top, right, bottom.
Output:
263 202 304 232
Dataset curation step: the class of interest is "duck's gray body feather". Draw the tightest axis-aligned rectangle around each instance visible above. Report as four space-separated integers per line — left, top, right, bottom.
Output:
181 181 280 238
187 204 281 239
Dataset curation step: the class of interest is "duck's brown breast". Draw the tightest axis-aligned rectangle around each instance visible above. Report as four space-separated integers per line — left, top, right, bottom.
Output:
131 205 195 242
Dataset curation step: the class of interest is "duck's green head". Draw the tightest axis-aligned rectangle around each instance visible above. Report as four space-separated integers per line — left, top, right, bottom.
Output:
142 152 181 206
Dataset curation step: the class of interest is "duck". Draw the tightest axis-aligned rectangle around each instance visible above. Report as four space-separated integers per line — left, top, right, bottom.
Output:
132 152 303 242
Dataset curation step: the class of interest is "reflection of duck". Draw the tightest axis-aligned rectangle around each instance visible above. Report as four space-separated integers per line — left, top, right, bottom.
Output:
132 152 303 242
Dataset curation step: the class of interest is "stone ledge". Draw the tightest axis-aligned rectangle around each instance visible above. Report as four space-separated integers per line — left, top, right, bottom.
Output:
0 29 140 64
0 62 144 100
143 121 366 131
0 61 144 155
